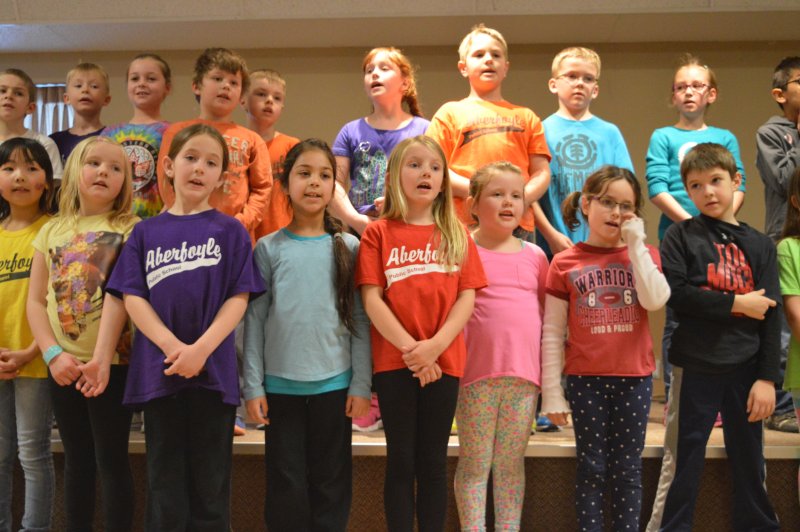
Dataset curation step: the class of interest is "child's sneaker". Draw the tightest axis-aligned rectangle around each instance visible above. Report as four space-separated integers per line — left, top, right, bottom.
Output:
352 393 382 432
233 416 247 436
713 412 723 428
535 414 561 433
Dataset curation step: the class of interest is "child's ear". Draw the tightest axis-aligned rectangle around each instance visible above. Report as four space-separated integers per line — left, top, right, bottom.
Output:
25 101 36 116
102 93 111 107
732 171 743 189
191 81 202 99
548 78 559 94
590 83 599 100
466 195 476 216
163 157 174 178
458 60 468 79
706 86 718 105
580 195 590 217
216 170 227 189
771 87 787 106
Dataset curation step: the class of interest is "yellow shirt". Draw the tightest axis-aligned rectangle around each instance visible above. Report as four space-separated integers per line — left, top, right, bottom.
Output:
0 215 51 378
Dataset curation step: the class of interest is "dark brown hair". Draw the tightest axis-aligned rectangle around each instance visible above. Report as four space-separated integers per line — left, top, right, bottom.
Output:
128 53 172 86
164 124 229 186
280 139 357 334
193 48 250 97
679 143 737 186
0 137 54 221
562 165 643 231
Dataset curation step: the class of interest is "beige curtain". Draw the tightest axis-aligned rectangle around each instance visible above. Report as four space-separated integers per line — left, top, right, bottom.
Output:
24 84 72 135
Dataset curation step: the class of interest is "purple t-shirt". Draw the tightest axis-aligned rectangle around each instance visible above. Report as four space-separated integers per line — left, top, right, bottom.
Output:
333 116 430 212
107 209 265 407
49 127 105 166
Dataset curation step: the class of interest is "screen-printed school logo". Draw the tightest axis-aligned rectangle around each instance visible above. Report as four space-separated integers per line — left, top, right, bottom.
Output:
569 263 641 334
384 244 455 288
0 253 33 284
145 238 222 288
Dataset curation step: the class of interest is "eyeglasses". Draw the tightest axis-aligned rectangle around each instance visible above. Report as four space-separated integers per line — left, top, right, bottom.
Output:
556 73 598 86
783 78 800 89
590 195 635 214
673 82 710 94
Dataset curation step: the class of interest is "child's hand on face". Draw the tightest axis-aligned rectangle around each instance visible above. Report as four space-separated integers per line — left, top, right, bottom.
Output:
246 396 269 426
346 395 371 418
747 379 776 422
546 412 570 426
732 289 777 320
620 215 645 244
49 352 83 386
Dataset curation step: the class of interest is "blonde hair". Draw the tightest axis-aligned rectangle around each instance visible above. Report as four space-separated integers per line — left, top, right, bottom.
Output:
66 62 110 93
249 69 286 91
362 47 423 117
56 137 134 229
551 47 601 78
468 161 523 226
458 24 508 62
382 135 468 270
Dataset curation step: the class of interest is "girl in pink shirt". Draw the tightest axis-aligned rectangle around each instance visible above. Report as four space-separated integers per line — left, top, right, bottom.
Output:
454 162 549 531
541 166 669 531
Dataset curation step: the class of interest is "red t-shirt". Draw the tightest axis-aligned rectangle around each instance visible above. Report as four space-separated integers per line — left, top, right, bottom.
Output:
546 242 659 376
356 219 487 377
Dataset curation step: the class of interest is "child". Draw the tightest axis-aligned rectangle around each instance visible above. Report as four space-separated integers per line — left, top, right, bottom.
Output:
157 47 272 244
242 68 299 239
356 135 487 531
646 143 780 532
426 24 550 239
756 55 800 433
776 167 800 500
102 53 172 219
0 68 64 180
26 136 138 531
454 162 549 531
535 47 634 257
50 62 111 165
0 138 55 532
330 47 430 235
106 123 263 530
541 166 669 531
243 139 371 530
646 54 746 401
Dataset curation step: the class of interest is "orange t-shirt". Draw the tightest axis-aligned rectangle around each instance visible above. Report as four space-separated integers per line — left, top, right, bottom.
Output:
157 119 273 245
355 219 487 377
255 132 300 240
426 99 551 231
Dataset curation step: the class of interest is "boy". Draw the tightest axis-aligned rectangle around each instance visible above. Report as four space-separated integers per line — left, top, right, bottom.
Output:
242 69 298 240
534 47 634 257
50 62 110 165
647 143 780 532
157 48 272 244
426 24 550 237
0 68 63 180
755 56 800 433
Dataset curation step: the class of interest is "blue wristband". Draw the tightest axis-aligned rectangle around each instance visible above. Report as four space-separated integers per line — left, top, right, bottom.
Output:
43 345 63 365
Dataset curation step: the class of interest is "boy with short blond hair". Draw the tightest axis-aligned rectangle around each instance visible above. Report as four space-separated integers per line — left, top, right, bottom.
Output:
0 68 63 180
157 48 272 244
426 24 550 236
535 46 634 257
50 62 111 165
242 68 298 239
647 143 780 531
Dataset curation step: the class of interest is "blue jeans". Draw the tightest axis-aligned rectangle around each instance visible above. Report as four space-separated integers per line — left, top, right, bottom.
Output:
0 377 54 532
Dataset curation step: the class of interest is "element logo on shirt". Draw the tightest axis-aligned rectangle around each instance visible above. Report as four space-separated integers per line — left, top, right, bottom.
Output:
0 253 33 284
145 237 222 288
384 244 455 288
569 263 641 334
462 115 525 146
552 133 598 201
705 242 754 294
677 141 699 163
49 231 123 340
351 145 387 209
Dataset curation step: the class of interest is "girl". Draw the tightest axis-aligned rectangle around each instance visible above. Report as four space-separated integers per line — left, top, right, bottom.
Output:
541 166 670 531
0 138 55 532
330 47 430 235
646 54 745 403
454 162 549 531
105 124 263 531
102 53 172 219
776 167 800 502
243 139 371 531
26 136 138 531
357 135 487 532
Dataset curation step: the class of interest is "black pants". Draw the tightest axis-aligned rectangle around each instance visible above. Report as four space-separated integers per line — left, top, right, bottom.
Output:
647 365 779 532
264 388 352 532
49 365 133 532
373 369 459 532
142 387 236 532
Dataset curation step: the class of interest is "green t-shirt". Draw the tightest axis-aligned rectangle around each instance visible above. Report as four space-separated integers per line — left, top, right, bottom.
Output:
777 237 800 390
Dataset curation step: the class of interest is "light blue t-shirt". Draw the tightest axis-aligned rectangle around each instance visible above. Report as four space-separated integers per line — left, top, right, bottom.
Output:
242 229 371 400
538 114 634 255
646 125 746 240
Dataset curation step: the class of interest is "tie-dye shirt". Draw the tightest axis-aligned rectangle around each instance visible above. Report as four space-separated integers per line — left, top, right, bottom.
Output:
102 121 169 219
